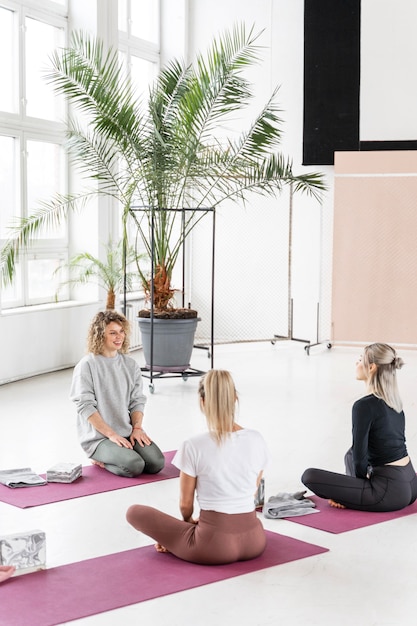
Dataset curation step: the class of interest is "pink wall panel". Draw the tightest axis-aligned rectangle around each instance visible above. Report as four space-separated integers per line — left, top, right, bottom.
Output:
332 151 417 346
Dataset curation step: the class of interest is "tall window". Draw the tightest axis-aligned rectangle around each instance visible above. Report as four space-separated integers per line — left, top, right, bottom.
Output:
118 0 160 281
0 0 161 310
0 0 68 308
118 0 159 108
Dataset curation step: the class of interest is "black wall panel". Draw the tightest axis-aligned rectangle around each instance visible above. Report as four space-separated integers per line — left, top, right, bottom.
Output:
360 140 417 151
303 0 361 165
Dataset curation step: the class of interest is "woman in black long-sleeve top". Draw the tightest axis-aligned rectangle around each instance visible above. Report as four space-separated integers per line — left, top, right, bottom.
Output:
302 343 417 512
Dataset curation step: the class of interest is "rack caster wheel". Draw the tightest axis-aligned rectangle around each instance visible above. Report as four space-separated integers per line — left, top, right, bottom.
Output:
305 345 310 356
182 374 189 382
149 383 155 394
327 343 332 349
207 352 211 358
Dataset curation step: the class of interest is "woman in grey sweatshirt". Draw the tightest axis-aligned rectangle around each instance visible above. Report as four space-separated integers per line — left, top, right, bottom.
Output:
70 310 165 477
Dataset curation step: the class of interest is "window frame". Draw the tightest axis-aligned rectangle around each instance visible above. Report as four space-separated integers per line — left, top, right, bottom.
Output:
0 0 68 309
0 0 162 310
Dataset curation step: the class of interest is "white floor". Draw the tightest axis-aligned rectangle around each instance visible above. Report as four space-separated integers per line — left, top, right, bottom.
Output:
1 340 417 625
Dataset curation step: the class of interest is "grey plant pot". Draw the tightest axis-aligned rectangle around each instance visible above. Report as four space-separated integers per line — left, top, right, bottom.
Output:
138 317 200 372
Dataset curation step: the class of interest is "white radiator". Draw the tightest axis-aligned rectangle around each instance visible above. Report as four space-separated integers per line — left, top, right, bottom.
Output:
122 296 145 351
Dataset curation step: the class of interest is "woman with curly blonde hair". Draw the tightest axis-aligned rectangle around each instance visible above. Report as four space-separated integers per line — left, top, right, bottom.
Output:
86 310 131 354
126 370 269 564
302 343 417 512
70 310 165 477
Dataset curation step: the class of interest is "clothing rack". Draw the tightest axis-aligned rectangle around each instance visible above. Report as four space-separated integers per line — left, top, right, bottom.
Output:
272 183 331 355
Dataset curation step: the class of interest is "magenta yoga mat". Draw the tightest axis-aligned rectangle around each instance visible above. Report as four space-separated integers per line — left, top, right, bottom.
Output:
0 451 179 508
285 495 417 533
0 530 328 626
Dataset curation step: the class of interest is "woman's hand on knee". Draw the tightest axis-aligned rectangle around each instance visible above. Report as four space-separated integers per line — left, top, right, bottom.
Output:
109 434 133 448
130 429 152 447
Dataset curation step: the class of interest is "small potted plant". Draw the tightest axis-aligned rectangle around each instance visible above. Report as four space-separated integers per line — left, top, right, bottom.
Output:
54 238 143 310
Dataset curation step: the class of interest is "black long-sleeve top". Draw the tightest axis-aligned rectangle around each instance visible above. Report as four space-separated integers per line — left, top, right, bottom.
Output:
352 394 408 478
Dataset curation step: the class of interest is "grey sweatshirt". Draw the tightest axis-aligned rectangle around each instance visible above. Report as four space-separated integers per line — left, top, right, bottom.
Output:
70 353 147 457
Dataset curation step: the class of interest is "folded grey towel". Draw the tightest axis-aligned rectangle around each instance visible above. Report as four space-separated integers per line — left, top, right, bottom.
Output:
263 490 318 519
0 468 47 488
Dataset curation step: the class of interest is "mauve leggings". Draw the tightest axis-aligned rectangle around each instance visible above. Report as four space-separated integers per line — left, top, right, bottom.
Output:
302 460 417 512
126 505 266 565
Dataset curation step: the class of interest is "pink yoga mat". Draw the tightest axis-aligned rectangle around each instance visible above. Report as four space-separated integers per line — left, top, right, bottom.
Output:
285 495 417 533
0 451 178 508
0 530 328 626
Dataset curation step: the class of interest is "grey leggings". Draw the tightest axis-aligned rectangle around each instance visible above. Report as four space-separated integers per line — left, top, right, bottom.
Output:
91 439 165 477
126 505 266 565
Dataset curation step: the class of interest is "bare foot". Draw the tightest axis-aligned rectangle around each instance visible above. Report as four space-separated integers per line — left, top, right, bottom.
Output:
91 459 105 469
328 499 346 509
155 543 169 553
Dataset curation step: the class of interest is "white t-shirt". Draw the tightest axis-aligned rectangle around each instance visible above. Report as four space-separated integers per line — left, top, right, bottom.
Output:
172 428 269 514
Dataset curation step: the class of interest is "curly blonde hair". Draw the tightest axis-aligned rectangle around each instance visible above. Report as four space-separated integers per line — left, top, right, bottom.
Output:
87 310 131 355
198 370 238 443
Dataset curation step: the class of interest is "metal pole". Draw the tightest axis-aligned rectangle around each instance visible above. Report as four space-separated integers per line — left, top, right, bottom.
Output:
150 208 154 386
210 209 215 369
287 182 293 337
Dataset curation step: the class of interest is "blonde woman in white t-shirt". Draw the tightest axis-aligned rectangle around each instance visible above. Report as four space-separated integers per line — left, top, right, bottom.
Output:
126 370 269 565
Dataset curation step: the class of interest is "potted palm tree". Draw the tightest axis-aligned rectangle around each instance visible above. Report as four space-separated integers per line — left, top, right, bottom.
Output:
0 25 325 371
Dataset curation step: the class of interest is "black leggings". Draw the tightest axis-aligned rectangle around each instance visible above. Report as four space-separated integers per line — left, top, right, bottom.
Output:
302 460 417 512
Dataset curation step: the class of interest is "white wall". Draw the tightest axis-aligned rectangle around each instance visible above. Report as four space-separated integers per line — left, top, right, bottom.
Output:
0 302 99 384
187 0 333 344
361 0 417 141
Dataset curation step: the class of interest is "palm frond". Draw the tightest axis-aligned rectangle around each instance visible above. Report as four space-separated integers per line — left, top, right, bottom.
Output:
47 32 145 161
1 194 89 286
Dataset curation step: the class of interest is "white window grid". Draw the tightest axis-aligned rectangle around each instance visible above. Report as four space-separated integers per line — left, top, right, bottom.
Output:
0 0 162 310
0 0 68 309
